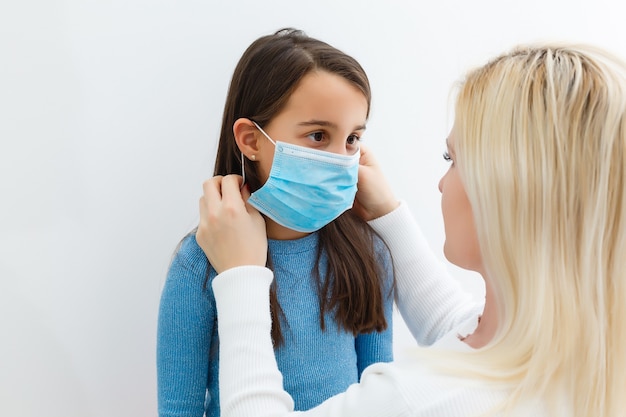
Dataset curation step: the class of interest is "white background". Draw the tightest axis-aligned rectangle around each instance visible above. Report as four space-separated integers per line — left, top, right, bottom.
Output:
1 1 624 416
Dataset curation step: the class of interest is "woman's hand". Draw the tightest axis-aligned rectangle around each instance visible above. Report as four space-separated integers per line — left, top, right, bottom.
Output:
352 144 400 221
196 175 267 274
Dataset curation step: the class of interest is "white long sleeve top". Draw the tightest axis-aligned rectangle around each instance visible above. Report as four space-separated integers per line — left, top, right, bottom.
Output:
212 203 550 416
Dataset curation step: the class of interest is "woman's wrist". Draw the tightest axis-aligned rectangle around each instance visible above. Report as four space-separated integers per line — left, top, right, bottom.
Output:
368 199 401 221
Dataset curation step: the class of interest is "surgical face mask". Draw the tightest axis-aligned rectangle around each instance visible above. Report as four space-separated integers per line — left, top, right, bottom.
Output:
243 122 360 233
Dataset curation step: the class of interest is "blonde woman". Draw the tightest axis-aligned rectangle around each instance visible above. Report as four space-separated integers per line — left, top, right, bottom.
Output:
197 44 626 416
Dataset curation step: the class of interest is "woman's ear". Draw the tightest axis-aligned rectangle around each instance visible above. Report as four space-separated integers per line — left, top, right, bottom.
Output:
233 118 260 159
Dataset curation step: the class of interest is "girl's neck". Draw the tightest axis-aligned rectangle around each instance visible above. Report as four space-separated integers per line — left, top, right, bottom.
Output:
265 217 310 240
462 278 497 349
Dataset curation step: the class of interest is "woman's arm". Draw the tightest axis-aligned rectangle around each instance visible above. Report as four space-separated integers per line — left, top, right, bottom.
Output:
213 267 413 417
213 267 292 417
368 202 482 346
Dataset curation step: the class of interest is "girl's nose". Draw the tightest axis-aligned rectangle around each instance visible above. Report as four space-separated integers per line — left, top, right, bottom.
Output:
328 141 350 155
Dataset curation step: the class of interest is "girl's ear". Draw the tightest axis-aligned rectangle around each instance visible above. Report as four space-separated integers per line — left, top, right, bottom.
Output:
233 118 260 158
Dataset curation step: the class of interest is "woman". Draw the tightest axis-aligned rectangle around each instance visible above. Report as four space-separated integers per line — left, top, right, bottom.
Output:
198 44 626 416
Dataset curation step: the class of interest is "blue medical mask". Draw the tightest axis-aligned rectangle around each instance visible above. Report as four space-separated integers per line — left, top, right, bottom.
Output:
244 122 360 233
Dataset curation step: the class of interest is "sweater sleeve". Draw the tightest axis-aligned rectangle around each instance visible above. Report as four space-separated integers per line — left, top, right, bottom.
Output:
354 302 393 377
367 202 483 346
213 267 413 417
355 238 394 376
157 236 215 417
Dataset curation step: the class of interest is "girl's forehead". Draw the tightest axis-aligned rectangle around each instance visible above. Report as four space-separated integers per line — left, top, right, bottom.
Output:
274 71 368 128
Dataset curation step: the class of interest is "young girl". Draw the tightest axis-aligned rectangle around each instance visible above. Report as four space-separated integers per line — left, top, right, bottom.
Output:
157 28 440 417
200 44 626 417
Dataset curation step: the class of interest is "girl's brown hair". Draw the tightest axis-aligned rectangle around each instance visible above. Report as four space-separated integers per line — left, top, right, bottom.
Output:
214 28 391 345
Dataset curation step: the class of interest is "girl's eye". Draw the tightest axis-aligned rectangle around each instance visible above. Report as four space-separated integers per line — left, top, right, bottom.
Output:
443 151 452 162
308 132 324 142
346 134 360 145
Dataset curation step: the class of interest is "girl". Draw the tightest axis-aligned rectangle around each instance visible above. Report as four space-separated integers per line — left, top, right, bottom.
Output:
157 28 478 417
201 44 626 416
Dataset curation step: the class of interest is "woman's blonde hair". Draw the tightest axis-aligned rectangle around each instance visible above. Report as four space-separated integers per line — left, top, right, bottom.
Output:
452 45 626 416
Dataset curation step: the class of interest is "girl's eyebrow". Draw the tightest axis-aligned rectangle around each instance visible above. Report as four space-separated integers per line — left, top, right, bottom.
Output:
298 120 367 131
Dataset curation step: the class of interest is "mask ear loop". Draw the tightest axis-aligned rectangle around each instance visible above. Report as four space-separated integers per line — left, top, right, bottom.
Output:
240 152 246 190
252 121 277 145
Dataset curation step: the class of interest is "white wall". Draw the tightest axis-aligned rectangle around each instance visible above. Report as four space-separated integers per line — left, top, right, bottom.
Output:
1 1 624 416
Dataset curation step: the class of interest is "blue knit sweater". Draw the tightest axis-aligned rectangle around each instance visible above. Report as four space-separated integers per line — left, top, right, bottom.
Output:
157 231 394 417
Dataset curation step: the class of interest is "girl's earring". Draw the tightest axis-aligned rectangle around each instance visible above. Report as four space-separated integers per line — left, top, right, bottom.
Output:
250 154 256 161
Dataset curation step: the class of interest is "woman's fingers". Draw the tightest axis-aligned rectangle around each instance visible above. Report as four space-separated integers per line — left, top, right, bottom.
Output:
197 174 267 274
354 144 400 221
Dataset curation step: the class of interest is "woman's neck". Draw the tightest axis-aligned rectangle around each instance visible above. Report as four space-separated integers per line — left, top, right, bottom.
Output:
463 278 497 349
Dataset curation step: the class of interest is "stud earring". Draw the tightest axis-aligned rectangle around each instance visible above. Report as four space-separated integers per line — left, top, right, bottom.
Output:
250 154 256 161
